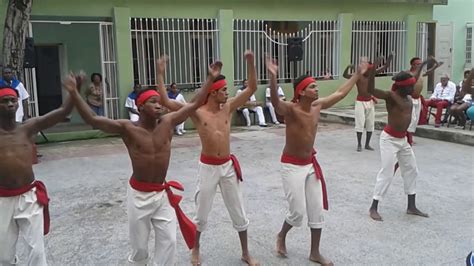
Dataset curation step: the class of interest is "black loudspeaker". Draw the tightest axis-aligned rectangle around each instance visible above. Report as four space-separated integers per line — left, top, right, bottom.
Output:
24 37 35 68
287 37 303 62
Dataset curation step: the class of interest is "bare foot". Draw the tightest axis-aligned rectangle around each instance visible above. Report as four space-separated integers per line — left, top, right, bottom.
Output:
241 254 260 266
369 208 383 221
407 208 429 218
309 253 334 266
191 248 201 265
276 234 287 257
365 145 374 151
357 145 362 152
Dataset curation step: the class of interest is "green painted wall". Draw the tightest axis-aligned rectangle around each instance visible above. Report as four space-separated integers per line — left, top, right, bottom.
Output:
434 0 474 83
32 23 102 123
3 0 438 131
0 0 5 63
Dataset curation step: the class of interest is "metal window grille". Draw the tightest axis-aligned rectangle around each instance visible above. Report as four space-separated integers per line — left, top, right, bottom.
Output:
416 22 429 60
131 18 219 87
100 23 120 119
233 20 340 85
466 25 472 65
351 21 406 75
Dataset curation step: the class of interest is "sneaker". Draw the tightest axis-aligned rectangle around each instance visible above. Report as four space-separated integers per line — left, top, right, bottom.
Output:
274 121 280 125
181 129 187 133
176 131 183 136
259 124 268 127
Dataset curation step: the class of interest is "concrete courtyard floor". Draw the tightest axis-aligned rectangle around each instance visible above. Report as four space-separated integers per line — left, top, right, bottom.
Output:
25 123 472 265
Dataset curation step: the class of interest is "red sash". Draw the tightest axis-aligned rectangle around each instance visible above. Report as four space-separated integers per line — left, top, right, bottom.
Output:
280 150 328 210
356 95 378 104
0 180 50 235
199 154 243 181
129 177 196 249
383 125 407 138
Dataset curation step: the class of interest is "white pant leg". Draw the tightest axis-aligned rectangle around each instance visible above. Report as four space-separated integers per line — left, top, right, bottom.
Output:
305 166 325 229
178 122 185 132
397 142 418 195
151 197 177 266
127 185 161 265
193 162 220 232
0 197 20 265
365 101 375 132
354 101 366 132
241 108 251 126
251 106 266 125
281 163 312 227
408 99 421 133
266 102 278 123
219 161 249 232
14 188 47 266
373 131 402 201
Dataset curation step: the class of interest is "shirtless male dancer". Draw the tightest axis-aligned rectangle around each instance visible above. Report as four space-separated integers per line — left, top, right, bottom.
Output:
0 73 81 265
157 51 259 265
267 57 369 266
407 56 442 144
367 60 430 221
343 53 393 151
66 61 218 265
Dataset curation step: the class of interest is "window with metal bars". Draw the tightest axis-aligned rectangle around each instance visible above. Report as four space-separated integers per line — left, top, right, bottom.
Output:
351 21 407 76
130 18 219 88
233 19 340 85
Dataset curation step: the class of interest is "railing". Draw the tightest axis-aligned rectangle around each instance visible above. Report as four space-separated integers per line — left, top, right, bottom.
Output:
351 21 407 75
131 17 219 87
233 19 340 84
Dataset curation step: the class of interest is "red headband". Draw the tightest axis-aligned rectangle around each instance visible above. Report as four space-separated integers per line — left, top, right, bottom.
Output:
209 79 227 92
136 90 160 107
391 77 417 91
292 77 316 102
0 88 18 98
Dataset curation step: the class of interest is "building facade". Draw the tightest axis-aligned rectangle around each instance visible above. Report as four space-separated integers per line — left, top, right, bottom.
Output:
0 0 446 136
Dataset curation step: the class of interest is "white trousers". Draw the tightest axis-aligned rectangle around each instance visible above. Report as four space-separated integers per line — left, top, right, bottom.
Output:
281 163 325 229
175 122 185 132
0 187 47 266
354 100 375 132
408 98 421 133
265 102 279 123
242 106 266 126
373 131 418 201
193 161 249 232
127 184 177 266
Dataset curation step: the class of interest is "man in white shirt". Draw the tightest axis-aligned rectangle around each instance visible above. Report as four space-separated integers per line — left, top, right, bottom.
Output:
1 67 30 122
236 79 267 127
425 73 456 127
265 86 285 124
125 84 140 122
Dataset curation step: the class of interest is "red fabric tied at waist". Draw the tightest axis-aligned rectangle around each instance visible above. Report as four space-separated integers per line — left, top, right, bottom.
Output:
0 180 50 235
280 149 328 210
383 125 408 138
129 177 196 249
356 95 378 104
199 154 243 181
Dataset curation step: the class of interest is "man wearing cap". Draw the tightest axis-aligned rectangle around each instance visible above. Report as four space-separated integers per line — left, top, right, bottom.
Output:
367 61 430 221
425 73 456 127
0 73 80 265
65 60 216 265
266 57 369 266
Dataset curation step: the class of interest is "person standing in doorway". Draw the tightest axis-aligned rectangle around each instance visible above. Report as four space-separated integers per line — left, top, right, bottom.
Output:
86 73 104 116
0 66 30 122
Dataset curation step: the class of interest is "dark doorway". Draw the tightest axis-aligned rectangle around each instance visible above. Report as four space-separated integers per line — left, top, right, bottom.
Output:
35 45 62 115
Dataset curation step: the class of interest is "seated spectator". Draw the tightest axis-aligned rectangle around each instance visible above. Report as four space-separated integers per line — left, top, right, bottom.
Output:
167 82 187 135
450 70 472 128
125 84 140 122
425 73 456 127
265 86 285 124
236 79 267 127
463 69 474 122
